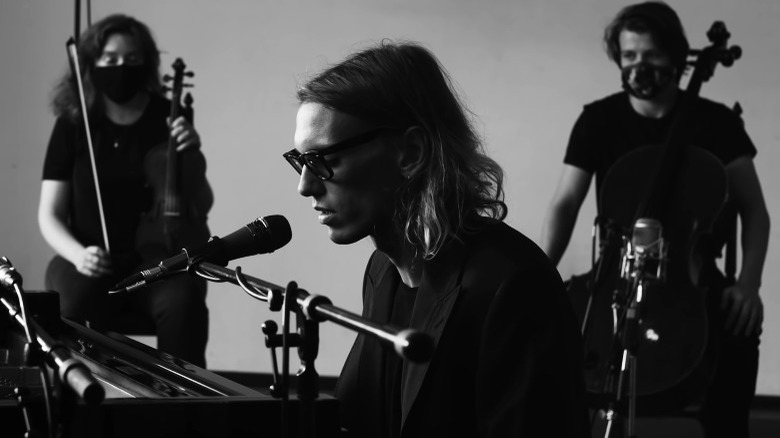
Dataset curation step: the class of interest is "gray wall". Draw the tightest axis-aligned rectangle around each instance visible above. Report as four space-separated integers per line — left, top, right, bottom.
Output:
1 0 778 395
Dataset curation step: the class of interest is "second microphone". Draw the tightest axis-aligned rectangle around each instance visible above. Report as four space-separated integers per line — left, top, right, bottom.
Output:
111 215 292 294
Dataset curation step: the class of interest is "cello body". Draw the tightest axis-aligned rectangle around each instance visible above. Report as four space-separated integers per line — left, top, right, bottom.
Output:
573 21 742 414
578 144 727 412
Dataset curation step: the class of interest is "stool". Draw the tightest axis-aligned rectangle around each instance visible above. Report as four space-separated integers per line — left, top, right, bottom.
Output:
105 310 158 349
107 311 156 336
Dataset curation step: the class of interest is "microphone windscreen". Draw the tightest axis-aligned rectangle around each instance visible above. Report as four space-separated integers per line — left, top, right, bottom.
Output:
632 218 661 255
220 215 292 261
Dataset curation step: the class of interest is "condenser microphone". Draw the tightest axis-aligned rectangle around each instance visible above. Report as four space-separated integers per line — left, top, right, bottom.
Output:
630 217 664 280
111 215 292 294
632 218 661 256
0 256 23 289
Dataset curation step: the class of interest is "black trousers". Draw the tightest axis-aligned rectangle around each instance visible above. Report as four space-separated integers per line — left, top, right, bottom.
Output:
45 255 209 368
699 294 761 438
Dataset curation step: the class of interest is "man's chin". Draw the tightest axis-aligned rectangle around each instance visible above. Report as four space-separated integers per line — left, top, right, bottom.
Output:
327 227 364 245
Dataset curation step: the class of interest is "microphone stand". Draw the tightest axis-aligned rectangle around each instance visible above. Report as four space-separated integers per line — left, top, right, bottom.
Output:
1 258 105 438
601 234 665 438
603 275 643 438
192 261 433 438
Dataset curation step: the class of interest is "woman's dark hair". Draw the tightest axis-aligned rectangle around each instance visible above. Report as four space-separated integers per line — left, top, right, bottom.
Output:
50 14 162 121
297 41 507 259
603 1 689 79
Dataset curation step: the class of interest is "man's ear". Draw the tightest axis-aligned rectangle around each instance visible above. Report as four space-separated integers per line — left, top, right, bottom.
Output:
398 126 425 178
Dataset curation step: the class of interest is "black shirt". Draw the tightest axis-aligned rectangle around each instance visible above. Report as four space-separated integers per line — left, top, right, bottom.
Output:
42 95 172 262
564 91 756 201
563 91 757 257
384 281 417 438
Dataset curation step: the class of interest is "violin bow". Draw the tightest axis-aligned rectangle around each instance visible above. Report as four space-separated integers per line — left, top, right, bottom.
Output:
67 0 110 253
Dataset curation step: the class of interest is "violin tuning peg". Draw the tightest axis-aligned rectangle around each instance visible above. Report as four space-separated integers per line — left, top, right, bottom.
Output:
185 72 194 78
163 74 173 82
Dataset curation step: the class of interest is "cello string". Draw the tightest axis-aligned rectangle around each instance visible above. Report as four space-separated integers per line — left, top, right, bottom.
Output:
66 40 111 253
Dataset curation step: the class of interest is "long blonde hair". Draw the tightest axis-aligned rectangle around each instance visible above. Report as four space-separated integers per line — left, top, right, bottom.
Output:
297 41 507 259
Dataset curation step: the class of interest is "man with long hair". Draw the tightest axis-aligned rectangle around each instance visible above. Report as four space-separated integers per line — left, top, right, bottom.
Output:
286 41 590 437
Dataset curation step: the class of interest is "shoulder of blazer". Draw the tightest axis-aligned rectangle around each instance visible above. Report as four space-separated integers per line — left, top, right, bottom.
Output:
361 250 395 299
366 250 393 279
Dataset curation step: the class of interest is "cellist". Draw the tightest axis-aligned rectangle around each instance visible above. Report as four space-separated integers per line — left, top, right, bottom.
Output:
540 2 769 437
38 14 212 368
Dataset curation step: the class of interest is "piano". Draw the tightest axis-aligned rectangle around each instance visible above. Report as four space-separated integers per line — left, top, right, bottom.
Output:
0 290 339 438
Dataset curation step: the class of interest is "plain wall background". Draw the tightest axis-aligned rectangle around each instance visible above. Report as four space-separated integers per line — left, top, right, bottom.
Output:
1 0 778 395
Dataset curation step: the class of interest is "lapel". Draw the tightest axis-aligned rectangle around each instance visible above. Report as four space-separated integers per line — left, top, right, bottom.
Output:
399 240 469 432
355 254 399 413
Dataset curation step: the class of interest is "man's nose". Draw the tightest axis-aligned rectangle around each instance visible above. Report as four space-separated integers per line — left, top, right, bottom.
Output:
297 165 323 197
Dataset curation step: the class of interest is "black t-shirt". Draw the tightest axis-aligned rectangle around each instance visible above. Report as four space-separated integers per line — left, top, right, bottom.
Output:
564 91 756 201
383 281 417 438
42 95 172 261
564 91 757 258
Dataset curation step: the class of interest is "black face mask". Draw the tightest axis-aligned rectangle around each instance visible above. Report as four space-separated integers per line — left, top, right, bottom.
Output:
621 63 675 100
92 65 146 104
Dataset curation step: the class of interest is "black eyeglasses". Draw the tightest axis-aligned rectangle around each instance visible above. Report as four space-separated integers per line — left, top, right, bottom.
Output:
283 127 397 181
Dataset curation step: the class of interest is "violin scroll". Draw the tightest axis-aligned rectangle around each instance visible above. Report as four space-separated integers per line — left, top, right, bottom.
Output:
162 58 194 94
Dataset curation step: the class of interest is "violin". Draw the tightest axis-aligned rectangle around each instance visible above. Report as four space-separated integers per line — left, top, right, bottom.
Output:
135 58 210 261
574 22 742 413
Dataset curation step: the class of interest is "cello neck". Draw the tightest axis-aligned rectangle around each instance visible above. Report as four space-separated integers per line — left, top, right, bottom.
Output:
636 21 740 222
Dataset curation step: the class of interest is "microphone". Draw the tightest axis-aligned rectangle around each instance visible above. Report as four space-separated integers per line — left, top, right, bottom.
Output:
630 217 665 280
111 215 292 294
0 256 23 289
0 258 105 403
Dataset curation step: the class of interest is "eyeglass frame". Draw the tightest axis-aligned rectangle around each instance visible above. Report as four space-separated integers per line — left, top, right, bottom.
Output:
282 127 402 181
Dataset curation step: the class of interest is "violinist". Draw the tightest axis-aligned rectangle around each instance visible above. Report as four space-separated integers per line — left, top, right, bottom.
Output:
541 2 769 436
38 14 212 367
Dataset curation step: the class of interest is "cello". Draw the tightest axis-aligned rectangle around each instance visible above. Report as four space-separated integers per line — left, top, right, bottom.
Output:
134 58 211 262
575 21 743 419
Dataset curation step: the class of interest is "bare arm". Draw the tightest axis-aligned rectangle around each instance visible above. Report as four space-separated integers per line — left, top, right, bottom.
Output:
540 165 593 267
38 180 111 277
721 156 770 336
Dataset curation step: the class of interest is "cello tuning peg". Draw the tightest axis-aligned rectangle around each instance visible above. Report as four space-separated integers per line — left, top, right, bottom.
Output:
729 45 742 60
185 71 194 78
163 74 173 82
183 84 194 88
718 45 742 68
706 21 731 45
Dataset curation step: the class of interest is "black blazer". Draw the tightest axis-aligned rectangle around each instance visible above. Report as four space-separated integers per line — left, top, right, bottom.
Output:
336 219 590 437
